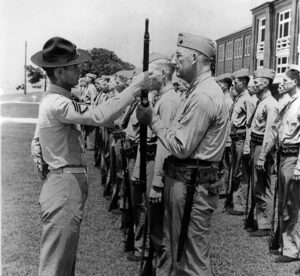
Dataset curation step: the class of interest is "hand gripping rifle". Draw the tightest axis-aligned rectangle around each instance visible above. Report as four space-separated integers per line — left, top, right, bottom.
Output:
139 19 153 276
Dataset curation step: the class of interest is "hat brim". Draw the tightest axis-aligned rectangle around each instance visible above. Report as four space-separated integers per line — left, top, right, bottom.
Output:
31 49 92 68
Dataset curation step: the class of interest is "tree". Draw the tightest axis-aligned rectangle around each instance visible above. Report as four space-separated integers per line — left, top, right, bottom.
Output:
26 65 45 84
79 48 135 77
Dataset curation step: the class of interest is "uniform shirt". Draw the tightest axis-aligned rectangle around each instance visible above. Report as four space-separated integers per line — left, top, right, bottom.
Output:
225 91 234 112
32 83 135 170
125 107 140 143
278 90 300 145
152 71 229 162
151 84 181 187
231 90 256 129
250 91 278 161
224 91 234 147
230 90 256 154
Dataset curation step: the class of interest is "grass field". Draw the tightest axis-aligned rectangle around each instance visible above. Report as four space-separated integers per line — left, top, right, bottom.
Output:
1 99 300 275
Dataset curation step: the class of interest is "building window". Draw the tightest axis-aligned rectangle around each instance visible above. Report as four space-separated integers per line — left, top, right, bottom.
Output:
225 41 233 60
278 9 291 39
257 59 264 69
276 9 291 53
244 36 251 57
276 56 289 74
218 44 225 61
258 18 266 43
234 38 243 58
257 17 266 54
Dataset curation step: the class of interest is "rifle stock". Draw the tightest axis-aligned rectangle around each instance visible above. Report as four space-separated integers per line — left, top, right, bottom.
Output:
119 135 135 252
269 151 280 250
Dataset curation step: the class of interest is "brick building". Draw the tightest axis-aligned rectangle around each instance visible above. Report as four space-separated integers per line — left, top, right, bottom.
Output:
216 0 299 79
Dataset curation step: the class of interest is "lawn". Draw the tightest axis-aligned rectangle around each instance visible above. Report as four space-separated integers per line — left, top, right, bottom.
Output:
1 100 300 275
1 103 39 118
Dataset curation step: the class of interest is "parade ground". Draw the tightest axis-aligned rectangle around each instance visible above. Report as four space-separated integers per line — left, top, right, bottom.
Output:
1 91 300 276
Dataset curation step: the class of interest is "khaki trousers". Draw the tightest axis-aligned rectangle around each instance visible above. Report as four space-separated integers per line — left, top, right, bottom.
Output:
159 175 218 276
232 139 250 212
251 144 273 229
38 172 88 276
279 155 300 259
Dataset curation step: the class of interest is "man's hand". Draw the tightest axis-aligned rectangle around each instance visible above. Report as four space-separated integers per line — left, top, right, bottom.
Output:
256 159 265 171
37 162 49 180
293 166 300 181
149 186 163 204
136 104 153 126
131 72 152 96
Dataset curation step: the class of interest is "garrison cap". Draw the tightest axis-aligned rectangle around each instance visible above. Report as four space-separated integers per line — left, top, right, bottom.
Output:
85 73 97 80
216 73 232 82
149 52 170 63
232 68 250 79
253 68 276 80
79 77 87 84
177 32 215 58
288 64 300 72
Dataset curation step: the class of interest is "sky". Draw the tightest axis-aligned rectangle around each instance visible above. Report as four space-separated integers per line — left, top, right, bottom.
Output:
0 0 268 92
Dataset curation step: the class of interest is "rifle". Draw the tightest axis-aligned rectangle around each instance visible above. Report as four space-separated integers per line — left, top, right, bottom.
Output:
139 18 151 276
244 150 258 231
269 151 281 251
224 143 234 209
108 177 121 212
121 98 139 130
119 135 136 252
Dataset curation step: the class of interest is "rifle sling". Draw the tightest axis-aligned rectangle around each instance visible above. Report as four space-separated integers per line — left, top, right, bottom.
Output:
177 168 198 262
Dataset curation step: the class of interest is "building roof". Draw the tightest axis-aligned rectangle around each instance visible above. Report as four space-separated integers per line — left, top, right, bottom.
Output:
250 0 276 12
216 25 252 42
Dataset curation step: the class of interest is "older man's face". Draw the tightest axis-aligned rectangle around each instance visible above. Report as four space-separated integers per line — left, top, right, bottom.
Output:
171 47 194 81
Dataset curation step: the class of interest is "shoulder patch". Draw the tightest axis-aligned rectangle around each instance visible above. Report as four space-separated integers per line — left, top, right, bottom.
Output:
71 101 89 114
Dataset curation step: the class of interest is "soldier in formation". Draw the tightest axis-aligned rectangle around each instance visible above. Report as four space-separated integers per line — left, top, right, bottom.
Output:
32 33 300 276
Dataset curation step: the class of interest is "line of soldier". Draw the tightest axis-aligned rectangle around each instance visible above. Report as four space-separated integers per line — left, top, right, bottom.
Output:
31 34 300 276
96 65 300 273
215 64 300 265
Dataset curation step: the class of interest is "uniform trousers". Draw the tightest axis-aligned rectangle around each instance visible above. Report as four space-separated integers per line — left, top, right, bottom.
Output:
250 143 273 229
38 172 88 276
279 155 300 259
160 175 218 276
232 139 250 212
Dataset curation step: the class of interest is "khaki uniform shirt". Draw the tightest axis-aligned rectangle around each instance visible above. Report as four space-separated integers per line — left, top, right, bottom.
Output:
250 91 278 161
231 90 256 129
277 91 300 145
32 83 135 170
152 84 181 187
152 71 229 162
225 91 233 147
231 90 257 154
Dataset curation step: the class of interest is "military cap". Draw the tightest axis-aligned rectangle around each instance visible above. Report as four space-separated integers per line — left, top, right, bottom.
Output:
85 73 97 80
288 64 300 73
177 33 215 58
253 68 276 80
149 52 170 63
232 68 250 79
215 73 232 82
79 77 87 84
